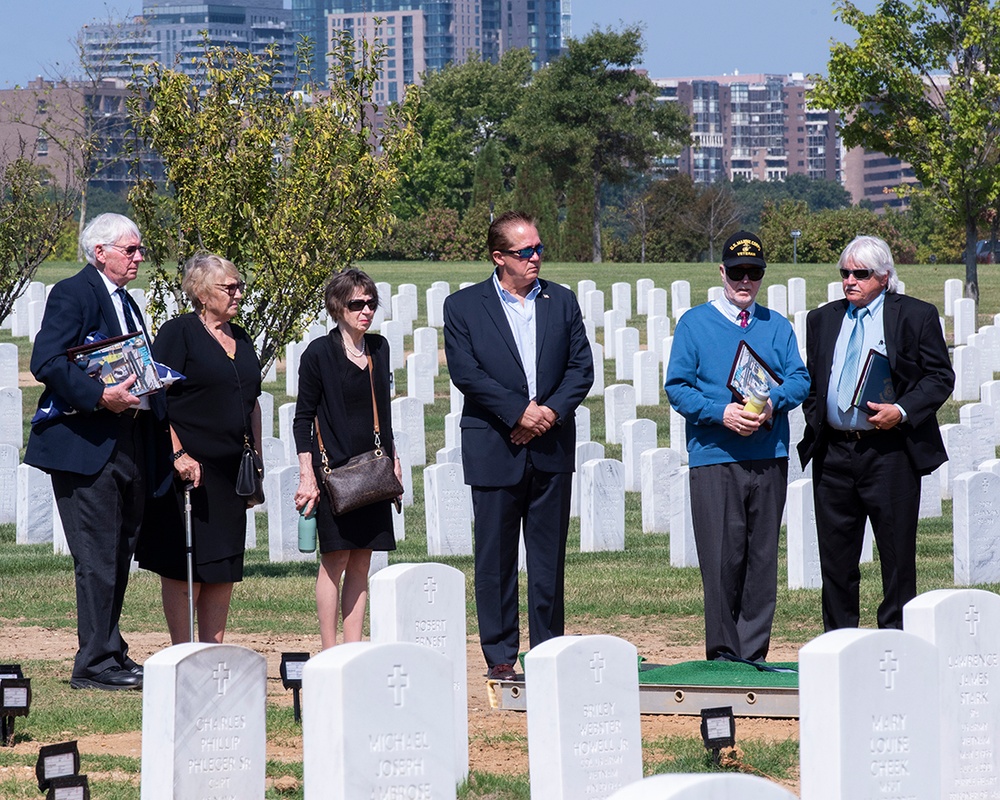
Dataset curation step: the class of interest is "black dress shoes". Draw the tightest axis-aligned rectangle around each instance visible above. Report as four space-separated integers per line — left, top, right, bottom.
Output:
486 663 518 681
70 667 143 690
122 658 143 676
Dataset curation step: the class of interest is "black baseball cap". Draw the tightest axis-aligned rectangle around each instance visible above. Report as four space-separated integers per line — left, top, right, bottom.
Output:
722 231 766 269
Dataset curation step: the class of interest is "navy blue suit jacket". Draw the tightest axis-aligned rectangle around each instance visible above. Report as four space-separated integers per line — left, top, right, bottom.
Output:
798 292 954 476
443 275 593 487
25 264 169 482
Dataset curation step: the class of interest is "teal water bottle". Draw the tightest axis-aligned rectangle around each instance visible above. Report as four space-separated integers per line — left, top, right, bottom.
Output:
298 506 317 553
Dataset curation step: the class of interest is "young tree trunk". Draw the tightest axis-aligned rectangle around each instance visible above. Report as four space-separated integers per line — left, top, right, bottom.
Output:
591 170 602 263
965 218 980 306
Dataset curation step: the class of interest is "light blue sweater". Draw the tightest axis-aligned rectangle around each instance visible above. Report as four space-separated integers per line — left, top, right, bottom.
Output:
665 302 810 467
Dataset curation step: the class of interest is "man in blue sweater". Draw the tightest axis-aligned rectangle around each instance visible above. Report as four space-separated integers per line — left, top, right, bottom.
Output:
665 231 809 662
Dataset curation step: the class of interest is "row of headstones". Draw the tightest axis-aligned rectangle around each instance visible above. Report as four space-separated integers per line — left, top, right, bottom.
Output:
137 580 1000 800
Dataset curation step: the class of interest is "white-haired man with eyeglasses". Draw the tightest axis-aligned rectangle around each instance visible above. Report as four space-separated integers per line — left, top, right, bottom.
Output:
25 213 171 690
798 235 954 632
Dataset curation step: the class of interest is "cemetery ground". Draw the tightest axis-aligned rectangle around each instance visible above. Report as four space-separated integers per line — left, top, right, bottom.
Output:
1 258 998 799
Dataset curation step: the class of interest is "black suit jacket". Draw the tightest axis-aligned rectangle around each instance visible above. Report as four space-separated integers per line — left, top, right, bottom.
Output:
798 292 954 476
443 276 593 487
25 265 169 485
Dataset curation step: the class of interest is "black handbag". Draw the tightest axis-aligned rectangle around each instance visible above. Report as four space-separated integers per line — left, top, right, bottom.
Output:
236 435 265 508
229 353 264 508
317 353 402 515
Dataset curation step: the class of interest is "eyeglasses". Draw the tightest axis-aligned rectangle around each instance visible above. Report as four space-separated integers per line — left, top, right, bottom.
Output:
106 243 147 258
215 281 246 296
725 266 765 282
500 244 544 260
346 298 378 312
840 268 875 280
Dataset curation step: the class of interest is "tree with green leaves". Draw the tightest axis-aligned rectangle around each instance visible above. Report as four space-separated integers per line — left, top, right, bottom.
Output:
0 151 78 321
394 49 532 219
810 0 1000 302
126 34 417 374
512 25 690 263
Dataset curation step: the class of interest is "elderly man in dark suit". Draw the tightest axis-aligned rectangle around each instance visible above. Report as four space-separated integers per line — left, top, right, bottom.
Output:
798 235 954 631
444 210 593 681
25 213 169 690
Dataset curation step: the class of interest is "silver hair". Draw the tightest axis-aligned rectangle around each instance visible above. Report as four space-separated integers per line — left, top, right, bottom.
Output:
182 252 239 312
79 213 142 264
837 235 899 293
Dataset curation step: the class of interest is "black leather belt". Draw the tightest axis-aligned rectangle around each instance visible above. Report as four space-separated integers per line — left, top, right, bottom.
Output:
827 428 879 441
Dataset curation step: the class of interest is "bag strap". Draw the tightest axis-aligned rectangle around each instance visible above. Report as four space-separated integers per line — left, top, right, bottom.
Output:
314 347 383 474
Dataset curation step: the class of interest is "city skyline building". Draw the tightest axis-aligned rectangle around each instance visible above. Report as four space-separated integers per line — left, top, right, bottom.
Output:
293 0 565 87
80 0 297 91
654 73 842 188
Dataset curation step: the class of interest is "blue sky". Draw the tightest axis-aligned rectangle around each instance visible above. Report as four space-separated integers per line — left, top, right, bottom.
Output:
0 0 879 88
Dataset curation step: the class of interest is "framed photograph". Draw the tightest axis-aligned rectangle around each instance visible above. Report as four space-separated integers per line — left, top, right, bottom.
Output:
726 340 783 402
67 332 163 397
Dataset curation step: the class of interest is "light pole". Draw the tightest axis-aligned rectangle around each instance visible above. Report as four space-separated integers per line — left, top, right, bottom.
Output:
790 229 801 265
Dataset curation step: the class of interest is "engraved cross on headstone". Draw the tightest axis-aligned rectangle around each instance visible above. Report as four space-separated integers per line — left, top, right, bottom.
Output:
966 604 981 636
423 577 438 604
879 650 898 690
388 665 409 707
213 662 231 696
590 652 606 684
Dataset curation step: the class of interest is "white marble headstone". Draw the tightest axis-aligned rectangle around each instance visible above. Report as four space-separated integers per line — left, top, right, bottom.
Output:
141 643 266 800
580 459 625 552
670 466 698 567
632 351 661 406
572 441 606 518
786 478 821 590
406 352 435 405
607 773 798 799
611 282 632 320
266 465 314 563
0 387 22 448
648 288 668 319
303 642 456 800
525 635 642 800
0 342 18 389
370 563 468 782
391 396 426 467
424 463 473 557
799 628 940 800
614 327 639 381
640 448 679 534
0 442 17 524
905 588 1000 800
635 278 653 316
588 342 605 398
604 384 636 445
15 463 52 545
953 470 1000 585
620 418 657 492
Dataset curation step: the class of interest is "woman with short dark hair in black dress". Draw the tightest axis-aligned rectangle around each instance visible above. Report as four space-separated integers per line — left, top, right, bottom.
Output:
293 269 400 649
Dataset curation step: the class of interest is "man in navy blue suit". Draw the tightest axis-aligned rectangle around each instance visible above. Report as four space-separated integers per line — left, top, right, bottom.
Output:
444 211 593 681
26 213 169 690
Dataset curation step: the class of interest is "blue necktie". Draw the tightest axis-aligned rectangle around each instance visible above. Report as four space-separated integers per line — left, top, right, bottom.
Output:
837 306 868 412
116 288 138 334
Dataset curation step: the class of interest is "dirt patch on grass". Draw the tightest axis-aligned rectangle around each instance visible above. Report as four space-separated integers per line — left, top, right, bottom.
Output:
1 619 800 792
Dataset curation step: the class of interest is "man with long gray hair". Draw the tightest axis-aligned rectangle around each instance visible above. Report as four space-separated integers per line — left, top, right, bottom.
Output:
798 235 954 631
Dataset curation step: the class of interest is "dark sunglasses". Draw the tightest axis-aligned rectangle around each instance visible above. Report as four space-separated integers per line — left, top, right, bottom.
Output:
106 243 147 257
215 281 246 296
346 298 378 312
725 266 765 282
840 268 875 280
500 244 544 260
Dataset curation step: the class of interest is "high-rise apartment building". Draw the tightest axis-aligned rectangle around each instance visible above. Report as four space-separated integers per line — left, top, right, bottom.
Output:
654 73 842 187
80 0 296 91
294 0 565 87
